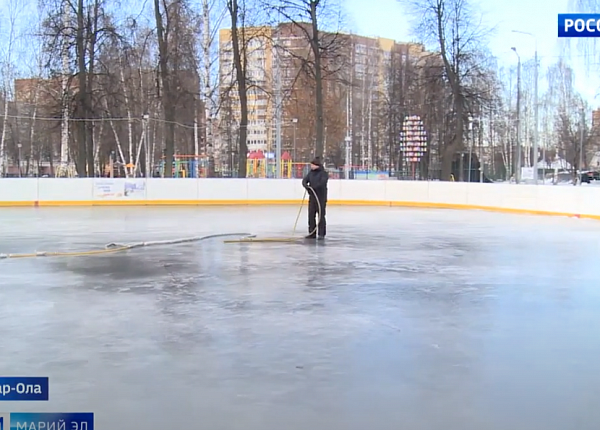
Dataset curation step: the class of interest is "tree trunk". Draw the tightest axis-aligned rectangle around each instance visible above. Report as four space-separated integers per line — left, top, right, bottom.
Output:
105 97 129 172
76 0 88 176
119 55 134 176
154 0 175 178
228 0 248 178
435 2 465 181
48 147 54 176
310 0 324 158
202 0 213 154
0 90 9 176
86 1 99 176
60 5 71 170
28 79 41 174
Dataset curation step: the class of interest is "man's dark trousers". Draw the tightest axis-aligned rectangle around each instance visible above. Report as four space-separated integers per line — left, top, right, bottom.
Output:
308 196 326 237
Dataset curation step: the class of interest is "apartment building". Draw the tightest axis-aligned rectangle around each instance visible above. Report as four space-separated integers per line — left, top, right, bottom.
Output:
592 108 600 130
217 23 428 168
218 26 275 163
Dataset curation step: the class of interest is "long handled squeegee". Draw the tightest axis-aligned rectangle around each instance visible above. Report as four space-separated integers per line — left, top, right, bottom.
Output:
223 187 321 244
223 237 302 243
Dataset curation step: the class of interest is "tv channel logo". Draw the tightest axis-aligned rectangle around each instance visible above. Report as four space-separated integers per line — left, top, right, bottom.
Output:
559 14 600 37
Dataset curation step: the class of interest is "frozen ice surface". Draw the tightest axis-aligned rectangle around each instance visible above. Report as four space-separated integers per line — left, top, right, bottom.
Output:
2 205 600 430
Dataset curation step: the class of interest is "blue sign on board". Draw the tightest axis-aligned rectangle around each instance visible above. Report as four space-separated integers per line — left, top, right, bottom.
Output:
0 378 49 401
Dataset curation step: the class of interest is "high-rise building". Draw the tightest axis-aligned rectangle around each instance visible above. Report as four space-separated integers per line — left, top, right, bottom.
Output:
592 108 600 130
218 26 275 168
216 23 428 170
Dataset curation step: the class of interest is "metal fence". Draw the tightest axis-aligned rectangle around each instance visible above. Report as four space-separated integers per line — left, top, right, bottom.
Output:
218 163 400 180
2 159 429 180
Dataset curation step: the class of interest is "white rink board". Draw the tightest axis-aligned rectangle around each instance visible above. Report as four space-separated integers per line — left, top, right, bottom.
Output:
0 178 599 218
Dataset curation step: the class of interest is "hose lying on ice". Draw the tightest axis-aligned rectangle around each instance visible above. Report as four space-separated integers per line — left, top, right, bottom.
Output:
0 233 254 259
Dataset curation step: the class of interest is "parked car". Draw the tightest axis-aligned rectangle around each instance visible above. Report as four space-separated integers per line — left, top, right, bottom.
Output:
580 170 600 183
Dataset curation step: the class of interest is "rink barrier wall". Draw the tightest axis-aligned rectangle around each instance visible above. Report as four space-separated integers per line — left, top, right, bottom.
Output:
0 178 599 219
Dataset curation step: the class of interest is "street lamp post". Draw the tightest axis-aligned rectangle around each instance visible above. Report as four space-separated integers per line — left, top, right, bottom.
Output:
273 33 283 178
109 151 115 178
344 135 351 180
292 118 298 161
579 106 584 183
143 114 150 177
468 116 474 183
512 30 538 184
231 150 236 177
511 47 521 184
17 143 22 177
478 118 484 182
466 116 481 182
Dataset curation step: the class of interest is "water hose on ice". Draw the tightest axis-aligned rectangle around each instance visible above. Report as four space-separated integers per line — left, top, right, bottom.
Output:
0 232 254 259
1 186 322 256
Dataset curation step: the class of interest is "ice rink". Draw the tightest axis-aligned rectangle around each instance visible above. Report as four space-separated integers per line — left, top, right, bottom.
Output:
2 205 600 429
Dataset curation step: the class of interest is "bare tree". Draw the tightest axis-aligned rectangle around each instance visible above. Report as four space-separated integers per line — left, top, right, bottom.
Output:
555 106 593 179
403 0 492 180
267 0 346 159
569 0 600 97
41 0 118 176
153 0 176 178
97 26 144 178
478 64 507 180
201 0 227 160
225 0 250 177
546 59 594 180
0 0 206 179
411 52 450 179
9 32 49 177
152 0 200 177
0 0 26 176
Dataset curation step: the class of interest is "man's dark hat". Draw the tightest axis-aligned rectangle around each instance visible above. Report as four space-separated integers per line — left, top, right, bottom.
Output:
310 156 321 166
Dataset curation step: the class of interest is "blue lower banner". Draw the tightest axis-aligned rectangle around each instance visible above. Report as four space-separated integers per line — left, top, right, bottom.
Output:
0 413 93 430
0 378 49 401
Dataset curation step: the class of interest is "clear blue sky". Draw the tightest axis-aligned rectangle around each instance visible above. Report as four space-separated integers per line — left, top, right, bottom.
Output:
344 0 600 106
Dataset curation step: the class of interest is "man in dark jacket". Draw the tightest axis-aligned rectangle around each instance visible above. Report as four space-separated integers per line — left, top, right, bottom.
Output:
302 156 328 240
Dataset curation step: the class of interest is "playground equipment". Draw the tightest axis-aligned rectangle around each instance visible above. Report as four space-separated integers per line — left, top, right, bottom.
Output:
99 161 135 178
158 155 213 178
247 151 294 178
246 150 265 177
55 164 77 178
245 153 391 180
